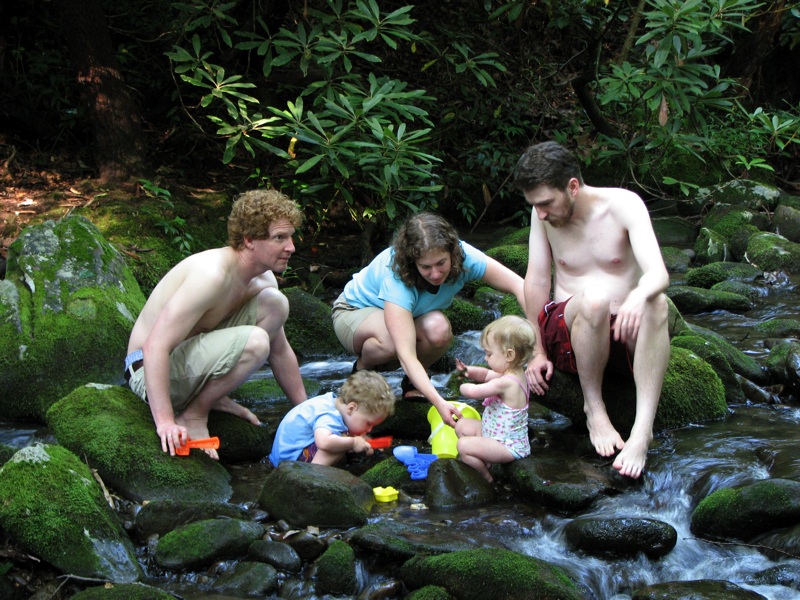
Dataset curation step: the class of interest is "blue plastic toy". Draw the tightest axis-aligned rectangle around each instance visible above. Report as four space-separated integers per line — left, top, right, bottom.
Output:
393 445 438 480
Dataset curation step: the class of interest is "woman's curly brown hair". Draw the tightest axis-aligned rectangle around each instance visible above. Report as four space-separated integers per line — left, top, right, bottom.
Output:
390 212 466 289
227 189 303 250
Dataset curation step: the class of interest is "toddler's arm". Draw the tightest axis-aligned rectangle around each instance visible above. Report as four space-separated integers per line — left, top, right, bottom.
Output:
314 429 374 455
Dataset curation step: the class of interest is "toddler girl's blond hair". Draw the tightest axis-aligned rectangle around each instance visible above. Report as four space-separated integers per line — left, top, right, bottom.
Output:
479 315 537 370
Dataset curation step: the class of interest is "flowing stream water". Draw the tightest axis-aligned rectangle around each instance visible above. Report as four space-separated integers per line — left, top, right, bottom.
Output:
3 274 800 599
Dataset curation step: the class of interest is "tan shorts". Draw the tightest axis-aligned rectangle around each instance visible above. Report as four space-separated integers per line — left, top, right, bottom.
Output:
128 295 258 411
331 293 382 355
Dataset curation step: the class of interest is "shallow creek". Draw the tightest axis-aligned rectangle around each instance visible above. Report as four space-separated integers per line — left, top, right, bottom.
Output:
3 275 800 599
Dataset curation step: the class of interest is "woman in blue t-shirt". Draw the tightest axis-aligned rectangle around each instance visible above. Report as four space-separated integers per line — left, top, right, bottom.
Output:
331 212 525 427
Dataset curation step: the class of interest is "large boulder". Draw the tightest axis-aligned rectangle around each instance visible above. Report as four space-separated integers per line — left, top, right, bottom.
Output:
746 231 800 273
690 478 800 542
666 285 754 314
154 518 265 571
258 461 375 527
530 346 728 437
0 444 142 582
563 517 677 558
424 458 495 509
633 579 767 599
47 383 233 502
283 286 344 358
0 216 145 420
400 548 584 600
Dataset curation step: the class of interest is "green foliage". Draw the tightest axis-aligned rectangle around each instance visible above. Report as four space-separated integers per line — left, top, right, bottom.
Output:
138 178 196 255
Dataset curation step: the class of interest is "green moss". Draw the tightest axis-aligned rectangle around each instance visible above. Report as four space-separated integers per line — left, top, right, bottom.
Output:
359 457 412 488
0 444 140 578
405 585 454 600
710 280 762 301
661 247 691 273
498 294 525 317
47 384 232 502
693 227 730 264
754 318 800 338
493 227 530 247
485 244 528 277
746 232 800 273
685 262 762 289
316 540 357 595
656 347 728 430
671 335 742 403
283 287 341 358
443 297 493 336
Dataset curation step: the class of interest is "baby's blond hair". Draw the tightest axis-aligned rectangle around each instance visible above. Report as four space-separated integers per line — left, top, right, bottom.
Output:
480 315 538 370
338 370 396 417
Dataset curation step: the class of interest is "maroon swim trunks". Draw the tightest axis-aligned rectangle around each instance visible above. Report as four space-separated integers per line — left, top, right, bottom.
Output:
538 298 632 375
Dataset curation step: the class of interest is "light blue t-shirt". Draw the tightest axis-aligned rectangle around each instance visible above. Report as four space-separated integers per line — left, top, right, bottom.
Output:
341 241 488 317
269 392 348 467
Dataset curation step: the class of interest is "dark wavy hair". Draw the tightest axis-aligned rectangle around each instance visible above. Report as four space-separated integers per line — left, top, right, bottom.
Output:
513 141 584 193
390 212 466 289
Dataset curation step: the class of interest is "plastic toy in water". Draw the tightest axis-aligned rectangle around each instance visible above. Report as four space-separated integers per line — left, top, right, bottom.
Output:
373 486 399 502
368 436 393 449
175 436 220 456
427 402 481 458
393 446 438 480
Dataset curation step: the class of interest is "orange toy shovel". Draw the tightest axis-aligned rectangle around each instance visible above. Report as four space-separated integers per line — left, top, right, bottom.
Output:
176 436 220 456
368 436 393 449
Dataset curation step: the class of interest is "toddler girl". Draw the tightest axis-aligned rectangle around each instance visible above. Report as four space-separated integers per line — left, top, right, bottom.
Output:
455 315 537 482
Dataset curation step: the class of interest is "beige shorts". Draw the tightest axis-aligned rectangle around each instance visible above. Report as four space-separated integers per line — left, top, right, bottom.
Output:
331 293 382 355
128 295 258 411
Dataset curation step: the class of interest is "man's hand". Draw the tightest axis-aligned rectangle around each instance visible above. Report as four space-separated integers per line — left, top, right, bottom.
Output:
525 352 552 395
157 422 189 456
614 288 647 343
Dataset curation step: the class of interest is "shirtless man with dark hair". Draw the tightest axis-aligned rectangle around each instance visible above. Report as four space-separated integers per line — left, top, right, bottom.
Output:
515 141 670 478
125 189 307 459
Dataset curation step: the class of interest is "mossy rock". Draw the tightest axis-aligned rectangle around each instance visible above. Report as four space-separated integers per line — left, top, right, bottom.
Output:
765 339 800 396
498 293 525 317
0 444 15 467
283 286 342 358
702 205 770 238
0 444 142 582
652 217 697 247
773 203 800 243
493 227 530 247
359 456 413 488
661 246 692 273
0 216 146 420
443 296 493 336
688 323 768 384
745 231 800 273
400 548 583 600
666 285 753 314
709 280 764 302
231 376 322 403
47 383 232 503
684 261 763 289
71 583 175 599
484 244 528 277
690 478 800 542
316 540 357 595
154 518 265 571
697 179 785 212
670 335 745 404
754 318 800 339
693 227 730 264
134 499 249 540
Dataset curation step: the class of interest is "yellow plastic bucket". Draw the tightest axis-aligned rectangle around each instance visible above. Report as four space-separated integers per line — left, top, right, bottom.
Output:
427 402 481 458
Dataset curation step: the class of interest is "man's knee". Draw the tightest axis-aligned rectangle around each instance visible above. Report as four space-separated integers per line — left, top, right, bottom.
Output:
257 287 290 328
243 326 271 362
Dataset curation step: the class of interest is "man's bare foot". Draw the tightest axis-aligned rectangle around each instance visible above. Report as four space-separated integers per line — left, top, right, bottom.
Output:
586 413 625 458
212 396 261 426
612 434 651 479
175 414 219 460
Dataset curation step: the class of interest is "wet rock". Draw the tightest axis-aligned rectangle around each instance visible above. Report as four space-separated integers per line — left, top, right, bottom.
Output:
424 459 495 509
653 217 697 246
661 246 692 272
404 585 455 600
671 334 745 404
206 410 273 462
765 339 800 397
746 231 800 273
211 561 279 597
688 323 768 384
0 216 145 420
154 518 265 571
47 384 232 503
693 226 730 264
667 284 754 314
400 547 584 600
752 522 800 562
0 444 142 582
349 519 504 561
632 578 767 599
373 401 431 441
258 461 374 527
754 317 800 339
134 499 248 540
283 286 342 358
748 562 800 590
685 261 764 288
506 453 615 513
773 202 800 243
70 583 176 599
691 478 800 542
316 539 357 595
247 539 301 572
710 279 766 302
563 517 677 558
280 529 327 561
